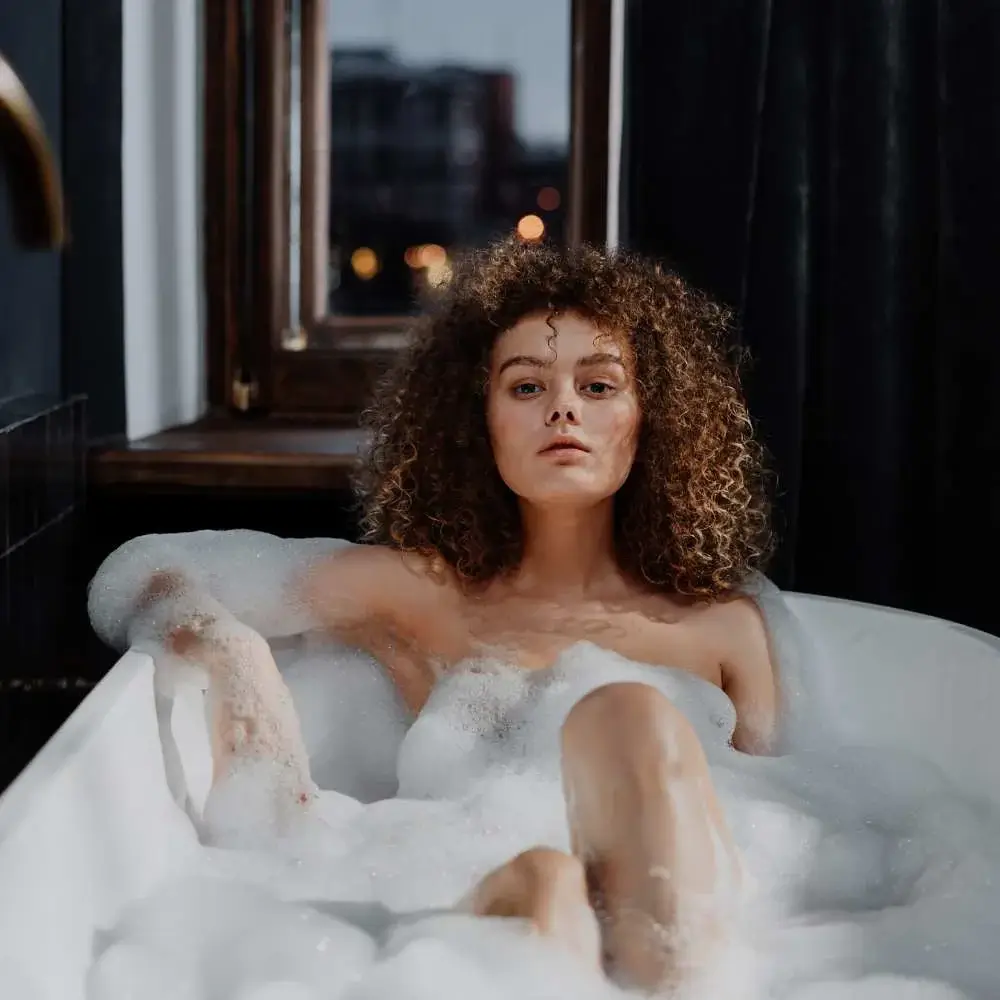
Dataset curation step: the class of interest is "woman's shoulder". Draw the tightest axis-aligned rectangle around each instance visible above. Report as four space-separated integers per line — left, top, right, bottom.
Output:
340 542 455 578
311 542 462 609
638 585 769 657
699 590 771 654
707 588 767 625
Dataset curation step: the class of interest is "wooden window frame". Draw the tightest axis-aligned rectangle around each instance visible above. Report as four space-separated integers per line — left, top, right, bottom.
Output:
204 0 613 421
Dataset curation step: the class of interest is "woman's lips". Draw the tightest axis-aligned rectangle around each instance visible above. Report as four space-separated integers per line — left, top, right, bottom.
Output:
540 439 590 454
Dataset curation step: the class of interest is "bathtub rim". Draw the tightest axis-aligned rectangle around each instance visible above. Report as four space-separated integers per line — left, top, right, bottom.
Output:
0 649 156 844
784 590 1000 651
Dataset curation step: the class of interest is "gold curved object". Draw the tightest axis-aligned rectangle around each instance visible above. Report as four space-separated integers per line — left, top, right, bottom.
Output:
0 52 67 248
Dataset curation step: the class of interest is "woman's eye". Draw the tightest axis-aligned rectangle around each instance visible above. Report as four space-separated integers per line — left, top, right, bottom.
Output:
584 382 615 395
513 383 542 396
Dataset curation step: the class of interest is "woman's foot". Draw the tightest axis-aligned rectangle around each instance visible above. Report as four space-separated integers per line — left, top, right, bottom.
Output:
464 847 603 972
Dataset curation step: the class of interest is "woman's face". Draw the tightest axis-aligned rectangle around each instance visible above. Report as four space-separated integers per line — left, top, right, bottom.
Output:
486 311 641 506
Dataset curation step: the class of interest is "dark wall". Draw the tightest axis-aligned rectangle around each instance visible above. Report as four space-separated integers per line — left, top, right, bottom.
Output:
61 0 126 441
0 396 89 791
0 0 63 404
0 0 125 428
0 0 125 789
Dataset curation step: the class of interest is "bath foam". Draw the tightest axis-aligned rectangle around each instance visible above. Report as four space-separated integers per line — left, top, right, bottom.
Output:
85 532 1000 999
87 530 351 652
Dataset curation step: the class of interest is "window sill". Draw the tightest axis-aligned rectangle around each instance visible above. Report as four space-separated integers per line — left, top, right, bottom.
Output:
90 414 365 492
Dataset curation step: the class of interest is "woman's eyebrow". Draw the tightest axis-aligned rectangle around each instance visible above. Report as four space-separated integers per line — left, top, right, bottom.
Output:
497 351 625 375
577 352 625 367
496 354 550 374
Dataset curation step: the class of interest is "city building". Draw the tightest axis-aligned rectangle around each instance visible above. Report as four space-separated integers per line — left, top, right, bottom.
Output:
328 47 567 314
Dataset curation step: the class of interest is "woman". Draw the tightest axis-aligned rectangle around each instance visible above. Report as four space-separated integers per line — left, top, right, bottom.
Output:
104 238 778 994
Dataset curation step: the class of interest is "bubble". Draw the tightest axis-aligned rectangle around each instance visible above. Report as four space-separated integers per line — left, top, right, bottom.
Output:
788 976 970 1000
87 940 199 1000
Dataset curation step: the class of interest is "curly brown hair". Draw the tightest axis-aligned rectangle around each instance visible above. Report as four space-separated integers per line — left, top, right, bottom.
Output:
354 237 773 599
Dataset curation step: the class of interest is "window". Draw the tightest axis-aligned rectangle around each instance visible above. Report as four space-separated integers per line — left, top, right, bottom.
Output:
204 0 612 419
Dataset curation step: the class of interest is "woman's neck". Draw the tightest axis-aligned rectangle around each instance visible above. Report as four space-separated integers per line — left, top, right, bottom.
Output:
510 499 620 599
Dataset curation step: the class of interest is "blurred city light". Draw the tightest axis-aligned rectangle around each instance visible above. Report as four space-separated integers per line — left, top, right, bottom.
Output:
516 214 545 241
351 246 380 280
537 187 560 211
418 243 447 268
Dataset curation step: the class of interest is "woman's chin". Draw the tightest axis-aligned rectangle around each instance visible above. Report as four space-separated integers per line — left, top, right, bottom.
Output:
517 476 617 507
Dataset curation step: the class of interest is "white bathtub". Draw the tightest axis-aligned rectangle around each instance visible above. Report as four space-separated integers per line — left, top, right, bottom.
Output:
1 594 998 1000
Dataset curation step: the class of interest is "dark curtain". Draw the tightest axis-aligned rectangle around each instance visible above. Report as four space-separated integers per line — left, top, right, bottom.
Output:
623 0 1000 636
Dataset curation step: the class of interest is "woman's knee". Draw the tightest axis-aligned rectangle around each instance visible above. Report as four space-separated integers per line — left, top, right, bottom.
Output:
561 682 701 761
511 847 588 893
468 848 587 916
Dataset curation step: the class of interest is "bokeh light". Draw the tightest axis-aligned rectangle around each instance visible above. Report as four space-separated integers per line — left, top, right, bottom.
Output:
418 243 447 268
350 246 380 280
516 214 545 241
537 187 560 212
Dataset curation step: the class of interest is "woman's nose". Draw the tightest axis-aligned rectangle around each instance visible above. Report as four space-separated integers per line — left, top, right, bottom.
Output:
545 399 580 426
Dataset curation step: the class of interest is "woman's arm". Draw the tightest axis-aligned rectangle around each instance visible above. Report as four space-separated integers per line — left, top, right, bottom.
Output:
717 597 779 755
89 532 442 784
87 529 354 650
88 528 451 706
167 600 316 797
88 531 419 822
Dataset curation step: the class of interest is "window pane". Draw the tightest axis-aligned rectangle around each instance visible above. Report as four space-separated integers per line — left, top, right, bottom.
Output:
324 0 570 319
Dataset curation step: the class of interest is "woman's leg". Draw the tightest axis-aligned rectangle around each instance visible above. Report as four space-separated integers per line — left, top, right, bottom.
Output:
560 681 742 993
464 847 602 970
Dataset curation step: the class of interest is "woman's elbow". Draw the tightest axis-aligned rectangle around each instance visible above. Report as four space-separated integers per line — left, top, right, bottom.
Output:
88 536 196 649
